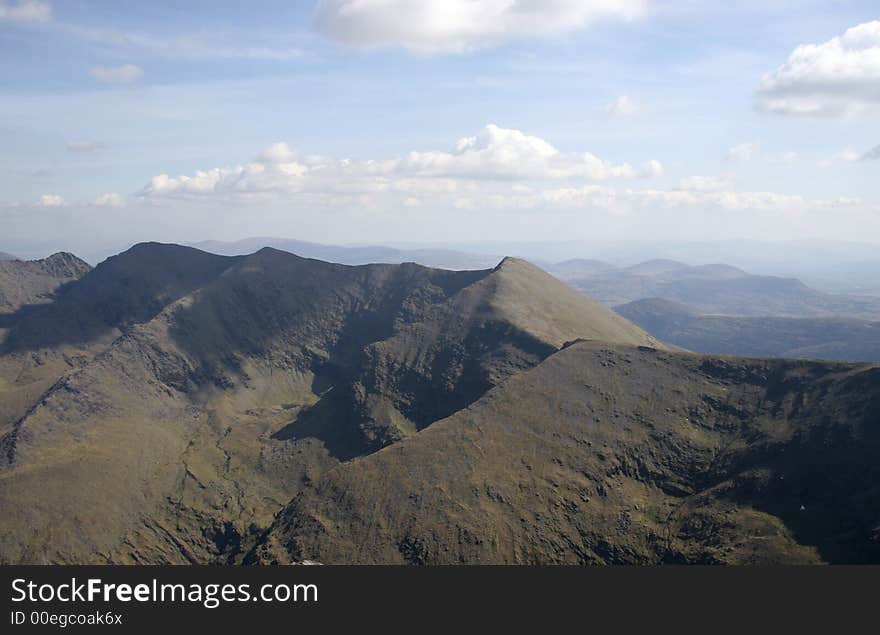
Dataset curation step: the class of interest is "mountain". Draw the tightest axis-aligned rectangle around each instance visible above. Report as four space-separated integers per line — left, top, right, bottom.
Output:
545 258 616 279
249 342 880 565
616 298 880 363
0 252 91 315
0 244 659 564
190 237 501 271
561 259 880 319
3 243 878 565
0 252 18 261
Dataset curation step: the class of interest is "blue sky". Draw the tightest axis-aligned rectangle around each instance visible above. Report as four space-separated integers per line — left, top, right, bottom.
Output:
1 0 878 256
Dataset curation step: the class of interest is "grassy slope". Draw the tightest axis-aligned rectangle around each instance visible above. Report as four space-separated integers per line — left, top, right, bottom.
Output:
0 246 658 564
252 342 880 565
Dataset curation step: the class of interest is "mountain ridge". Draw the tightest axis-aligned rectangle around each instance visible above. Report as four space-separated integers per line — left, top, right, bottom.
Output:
0 243 660 564
250 341 880 565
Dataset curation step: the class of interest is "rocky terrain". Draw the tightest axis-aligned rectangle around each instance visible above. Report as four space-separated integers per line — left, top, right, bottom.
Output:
0 243 657 564
250 342 880 564
1 244 877 565
0 252 91 315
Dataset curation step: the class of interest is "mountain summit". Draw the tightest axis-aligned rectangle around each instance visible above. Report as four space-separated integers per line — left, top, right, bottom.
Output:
0 244 659 564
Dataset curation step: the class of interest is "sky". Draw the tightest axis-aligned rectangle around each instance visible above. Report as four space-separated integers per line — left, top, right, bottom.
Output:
1 0 879 258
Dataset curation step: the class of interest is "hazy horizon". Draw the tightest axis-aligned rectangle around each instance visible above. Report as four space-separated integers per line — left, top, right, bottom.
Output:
2 1 879 256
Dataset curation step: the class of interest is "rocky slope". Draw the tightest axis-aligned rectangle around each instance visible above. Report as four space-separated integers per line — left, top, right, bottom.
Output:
0 252 91 315
250 342 880 565
0 244 659 564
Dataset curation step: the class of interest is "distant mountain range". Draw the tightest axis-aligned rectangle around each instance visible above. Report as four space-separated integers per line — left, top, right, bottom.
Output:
1 243 878 564
617 298 880 363
550 258 880 321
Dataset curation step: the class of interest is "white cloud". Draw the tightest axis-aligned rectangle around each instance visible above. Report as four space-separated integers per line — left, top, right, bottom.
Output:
725 142 760 162
139 124 663 200
314 0 648 54
36 194 64 207
838 149 863 163
89 64 143 84
399 124 659 180
65 140 105 153
817 148 863 167
93 193 125 207
757 21 880 117
0 0 51 22
605 95 640 116
862 145 880 161
536 182 821 214
678 175 735 192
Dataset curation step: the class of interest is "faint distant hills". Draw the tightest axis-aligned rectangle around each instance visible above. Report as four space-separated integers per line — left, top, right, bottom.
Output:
549 258 880 321
552 258 880 362
191 237 501 271
0 252 19 261
617 298 880 363
463 238 880 295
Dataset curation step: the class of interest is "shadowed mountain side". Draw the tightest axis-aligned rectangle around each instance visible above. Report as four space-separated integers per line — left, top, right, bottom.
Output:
0 246 659 564
249 343 880 565
0 253 96 443
617 298 880 363
0 252 91 316
1 243 240 353
269 256 661 458
161 251 660 459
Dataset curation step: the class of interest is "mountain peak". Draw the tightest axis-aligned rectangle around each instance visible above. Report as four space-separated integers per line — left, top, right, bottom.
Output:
481 255 661 349
493 255 543 273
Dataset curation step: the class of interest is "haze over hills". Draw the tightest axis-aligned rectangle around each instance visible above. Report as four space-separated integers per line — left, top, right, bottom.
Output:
191 237 501 271
0 243 658 564
430 239 880 295
554 259 880 320
617 299 880 364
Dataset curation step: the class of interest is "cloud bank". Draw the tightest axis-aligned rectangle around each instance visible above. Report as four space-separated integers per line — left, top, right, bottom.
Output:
314 0 648 54
140 124 663 200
